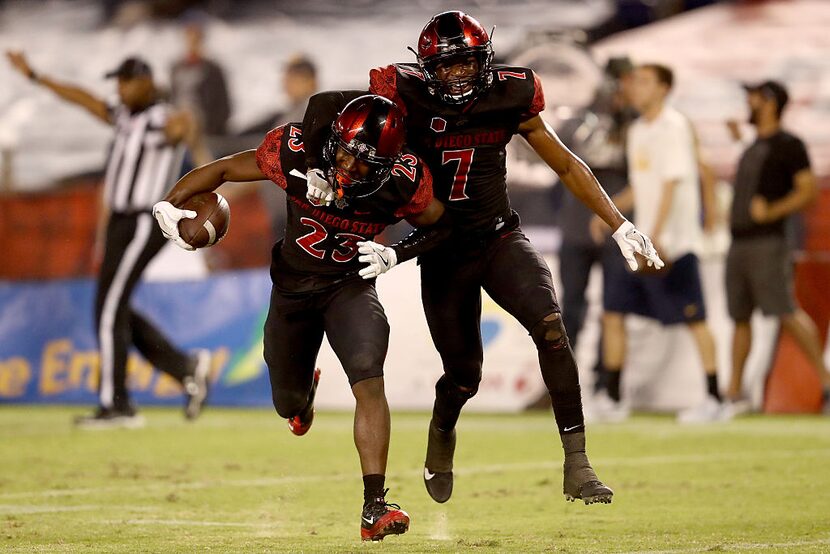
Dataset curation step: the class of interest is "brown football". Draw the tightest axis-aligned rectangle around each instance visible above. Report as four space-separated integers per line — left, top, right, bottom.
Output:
178 192 230 248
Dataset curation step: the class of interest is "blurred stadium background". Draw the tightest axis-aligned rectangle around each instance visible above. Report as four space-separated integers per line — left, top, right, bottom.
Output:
1 0 829 551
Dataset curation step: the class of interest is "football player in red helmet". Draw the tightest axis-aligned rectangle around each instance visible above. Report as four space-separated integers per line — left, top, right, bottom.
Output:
301 11 664 509
322 94 407 199
153 94 453 541
415 10 494 104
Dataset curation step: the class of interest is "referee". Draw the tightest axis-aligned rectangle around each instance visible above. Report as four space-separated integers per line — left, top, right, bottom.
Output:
7 51 211 428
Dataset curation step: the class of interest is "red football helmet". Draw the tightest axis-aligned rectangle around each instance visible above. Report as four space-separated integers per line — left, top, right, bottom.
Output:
415 11 494 104
323 95 406 199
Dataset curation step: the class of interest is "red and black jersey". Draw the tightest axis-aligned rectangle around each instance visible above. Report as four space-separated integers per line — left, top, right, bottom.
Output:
255 123 433 293
369 63 544 234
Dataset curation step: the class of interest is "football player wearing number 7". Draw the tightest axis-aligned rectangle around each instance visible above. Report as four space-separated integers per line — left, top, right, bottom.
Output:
302 11 663 506
153 95 451 542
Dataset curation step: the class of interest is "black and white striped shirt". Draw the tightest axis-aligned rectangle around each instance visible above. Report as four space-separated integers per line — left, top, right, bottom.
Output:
103 102 186 214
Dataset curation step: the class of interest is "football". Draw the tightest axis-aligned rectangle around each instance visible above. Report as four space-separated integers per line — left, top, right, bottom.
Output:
178 192 230 249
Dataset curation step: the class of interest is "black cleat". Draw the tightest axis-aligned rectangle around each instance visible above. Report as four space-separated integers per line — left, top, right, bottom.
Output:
361 489 410 541
563 459 614 504
423 419 455 503
74 405 145 430
561 430 613 504
184 349 212 420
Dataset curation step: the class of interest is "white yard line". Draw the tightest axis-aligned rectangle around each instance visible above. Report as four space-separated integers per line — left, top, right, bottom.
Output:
3 448 830 502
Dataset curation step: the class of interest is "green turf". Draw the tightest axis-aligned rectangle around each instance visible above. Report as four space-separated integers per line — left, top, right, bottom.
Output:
1 407 829 553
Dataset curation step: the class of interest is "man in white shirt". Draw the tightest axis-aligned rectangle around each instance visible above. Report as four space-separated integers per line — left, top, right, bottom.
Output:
593 63 725 423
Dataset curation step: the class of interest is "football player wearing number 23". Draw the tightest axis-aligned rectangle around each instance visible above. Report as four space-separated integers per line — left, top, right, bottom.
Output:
153 95 452 542
303 11 665 507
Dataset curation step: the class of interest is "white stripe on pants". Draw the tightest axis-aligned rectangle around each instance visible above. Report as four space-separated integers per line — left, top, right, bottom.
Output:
98 213 154 408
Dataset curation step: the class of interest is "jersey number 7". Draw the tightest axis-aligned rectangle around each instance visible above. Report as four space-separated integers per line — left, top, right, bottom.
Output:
442 148 475 201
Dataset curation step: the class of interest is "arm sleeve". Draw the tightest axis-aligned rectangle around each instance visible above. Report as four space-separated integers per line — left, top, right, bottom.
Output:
785 137 811 177
521 70 546 120
390 209 453 264
302 90 368 170
369 65 407 115
394 162 434 219
255 127 287 190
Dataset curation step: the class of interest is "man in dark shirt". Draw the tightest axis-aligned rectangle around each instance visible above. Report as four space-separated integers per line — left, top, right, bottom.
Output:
726 80 830 412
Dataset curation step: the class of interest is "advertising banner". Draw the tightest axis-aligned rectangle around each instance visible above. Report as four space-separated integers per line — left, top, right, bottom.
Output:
0 257 793 413
0 265 548 412
0 270 274 407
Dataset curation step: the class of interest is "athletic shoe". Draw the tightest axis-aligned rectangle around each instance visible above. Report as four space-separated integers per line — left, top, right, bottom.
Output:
587 391 630 423
677 396 729 424
360 489 410 541
562 443 614 504
722 398 753 419
184 349 212 420
287 368 321 436
73 405 145 430
423 418 455 503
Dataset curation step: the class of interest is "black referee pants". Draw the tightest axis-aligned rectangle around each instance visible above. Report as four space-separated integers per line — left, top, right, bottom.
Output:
95 212 191 409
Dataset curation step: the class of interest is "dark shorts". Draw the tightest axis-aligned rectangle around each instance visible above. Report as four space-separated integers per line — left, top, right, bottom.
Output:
726 235 795 321
263 279 389 399
419 228 560 387
604 253 707 325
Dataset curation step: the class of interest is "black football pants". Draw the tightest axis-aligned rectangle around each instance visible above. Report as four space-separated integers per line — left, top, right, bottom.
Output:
263 279 389 418
420 229 584 432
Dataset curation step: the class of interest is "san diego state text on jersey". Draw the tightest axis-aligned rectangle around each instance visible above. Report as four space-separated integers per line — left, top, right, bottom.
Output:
255 123 433 292
370 63 544 234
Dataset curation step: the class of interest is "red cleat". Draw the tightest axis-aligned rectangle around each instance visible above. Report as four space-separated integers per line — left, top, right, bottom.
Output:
360 491 410 541
287 368 321 436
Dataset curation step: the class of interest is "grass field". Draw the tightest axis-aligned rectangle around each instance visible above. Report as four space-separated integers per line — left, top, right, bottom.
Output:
1 407 829 553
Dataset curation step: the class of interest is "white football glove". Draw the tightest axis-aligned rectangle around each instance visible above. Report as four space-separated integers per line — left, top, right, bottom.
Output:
611 220 664 271
305 168 335 207
152 200 197 251
357 241 398 279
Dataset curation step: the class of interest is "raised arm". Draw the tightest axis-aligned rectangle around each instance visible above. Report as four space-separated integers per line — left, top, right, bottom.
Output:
301 90 370 206
6 51 111 124
302 90 369 170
